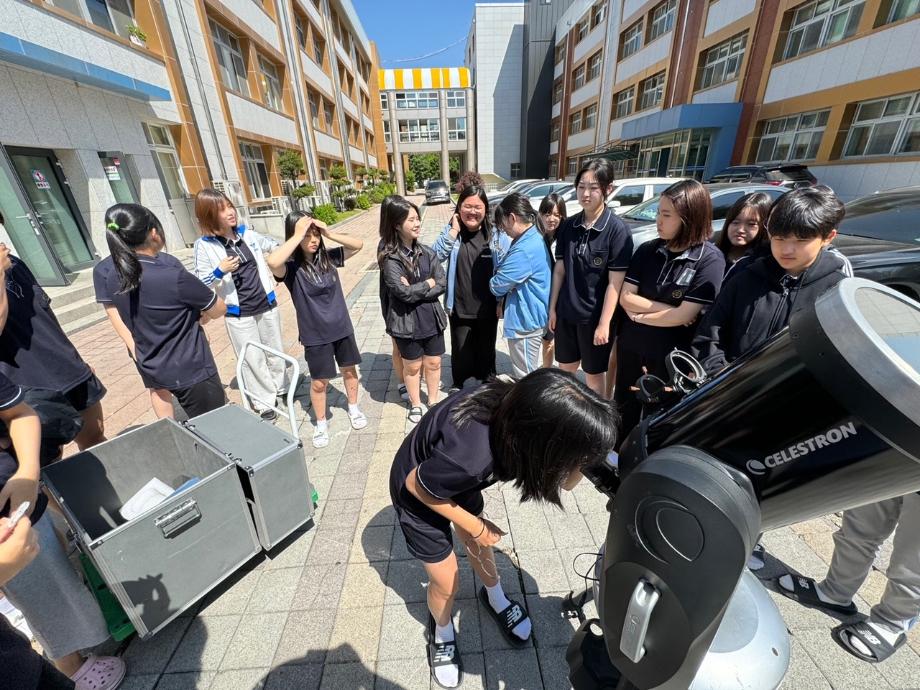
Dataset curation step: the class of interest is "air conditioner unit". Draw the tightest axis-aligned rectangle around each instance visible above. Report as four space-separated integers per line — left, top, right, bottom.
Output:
271 196 293 215
212 180 249 224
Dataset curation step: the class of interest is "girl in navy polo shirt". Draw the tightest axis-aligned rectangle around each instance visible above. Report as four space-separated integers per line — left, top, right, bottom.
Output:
390 369 617 688
268 212 367 448
614 180 725 440
104 204 229 418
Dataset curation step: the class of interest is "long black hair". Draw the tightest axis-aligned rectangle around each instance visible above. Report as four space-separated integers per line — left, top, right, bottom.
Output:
284 210 331 283
377 195 421 273
452 369 618 506
104 203 165 293
716 192 773 258
453 184 492 239
493 192 536 230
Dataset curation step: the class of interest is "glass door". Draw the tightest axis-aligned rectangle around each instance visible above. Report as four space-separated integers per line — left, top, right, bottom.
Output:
6 146 95 272
99 152 139 204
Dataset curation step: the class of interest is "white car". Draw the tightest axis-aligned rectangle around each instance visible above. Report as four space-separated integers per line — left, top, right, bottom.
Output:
486 179 539 199
560 177 686 217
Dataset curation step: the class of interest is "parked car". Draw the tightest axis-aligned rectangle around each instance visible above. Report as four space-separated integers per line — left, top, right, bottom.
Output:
490 180 571 209
556 177 685 217
424 179 451 205
620 183 790 249
832 187 920 300
706 164 816 188
486 179 539 199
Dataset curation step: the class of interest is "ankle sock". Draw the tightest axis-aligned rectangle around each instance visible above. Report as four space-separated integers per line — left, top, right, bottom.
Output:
846 620 902 657
315 419 327 431
432 619 459 687
486 580 531 640
777 575 850 606
434 620 455 643
348 403 360 415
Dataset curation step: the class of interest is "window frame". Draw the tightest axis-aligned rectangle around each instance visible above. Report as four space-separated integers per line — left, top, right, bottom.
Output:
446 90 467 108
397 118 441 143
614 87 634 119
576 19 589 43
49 0 136 39
783 0 865 61
843 92 920 158
755 109 830 163
566 157 578 176
638 72 665 111
699 33 747 90
142 123 189 200
210 20 250 97
591 1 607 28
587 51 602 82
380 92 389 110
885 0 920 23
569 111 583 135
572 64 586 90
583 103 598 130
382 120 391 144
258 55 283 111
239 142 271 200
648 0 677 42
620 21 643 59
395 91 440 109
448 117 467 141
551 119 561 141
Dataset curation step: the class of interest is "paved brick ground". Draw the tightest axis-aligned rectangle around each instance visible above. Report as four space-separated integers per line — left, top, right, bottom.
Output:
65 199 919 689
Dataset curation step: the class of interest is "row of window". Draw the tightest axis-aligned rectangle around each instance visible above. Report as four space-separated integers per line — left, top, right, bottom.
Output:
567 103 598 136
382 118 468 143
210 20 284 112
572 1 608 45
572 51 603 90
619 0 676 60
613 72 665 120
379 91 467 110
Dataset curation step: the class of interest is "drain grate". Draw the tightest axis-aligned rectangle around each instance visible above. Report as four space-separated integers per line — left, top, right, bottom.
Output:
361 260 380 273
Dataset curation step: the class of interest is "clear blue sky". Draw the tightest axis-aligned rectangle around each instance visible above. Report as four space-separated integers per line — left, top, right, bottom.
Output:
352 0 517 68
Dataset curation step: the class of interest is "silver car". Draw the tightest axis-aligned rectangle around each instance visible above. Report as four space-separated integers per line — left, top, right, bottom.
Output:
425 180 451 205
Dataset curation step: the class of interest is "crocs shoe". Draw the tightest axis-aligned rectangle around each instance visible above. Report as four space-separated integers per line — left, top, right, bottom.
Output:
349 408 368 430
70 655 126 690
312 426 329 448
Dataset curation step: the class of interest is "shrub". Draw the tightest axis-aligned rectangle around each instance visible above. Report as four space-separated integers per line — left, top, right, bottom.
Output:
291 184 315 199
404 170 417 191
311 203 337 225
343 196 357 211
368 188 385 204
356 194 370 210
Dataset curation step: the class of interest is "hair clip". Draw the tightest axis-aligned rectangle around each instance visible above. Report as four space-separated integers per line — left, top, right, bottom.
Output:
106 222 120 231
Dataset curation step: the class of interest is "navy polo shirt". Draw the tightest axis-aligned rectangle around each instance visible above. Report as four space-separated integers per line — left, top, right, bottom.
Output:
217 235 273 317
619 239 725 350
282 247 353 347
106 253 219 390
390 389 495 510
0 258 92 393
554 209 633 325
92 255 115 304
0 371 46 522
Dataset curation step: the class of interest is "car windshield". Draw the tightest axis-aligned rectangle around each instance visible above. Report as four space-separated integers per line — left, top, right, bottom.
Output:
765 168 815 182
840 192 920 246
427 182 448 190
622 195 660 222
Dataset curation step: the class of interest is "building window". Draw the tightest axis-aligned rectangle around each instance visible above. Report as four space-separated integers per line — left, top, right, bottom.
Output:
510 163 521 178
323 100 336 133
638 72 665 110
239 142 271 199
554 41 566 64
783 0 864 60
294 15 306 49
614 88 634 119
591 1 607 28
551 119 561 141
446 90 466 108
884 0 920 23
567 157 578 176
572 64 586 90
583 103 597 130
699 33 747 90
576 19 589 43
398 118 440 142
49 0 136 39
307 89 320 129
210 21 249 96
142 123 188 200
382 120 391 144
448 117 467 141
549 158 558 178
844 92 920 157
312 31 326 66
553 80 564 104
395 91 439 109
756 109 830 162
258 57 283 111
648 0 677 41
587 52 602 81
620 21 643 59
380 93 388 110
569 111 583 134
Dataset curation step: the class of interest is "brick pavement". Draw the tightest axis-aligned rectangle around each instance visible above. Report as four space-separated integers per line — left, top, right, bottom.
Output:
64 199 919 689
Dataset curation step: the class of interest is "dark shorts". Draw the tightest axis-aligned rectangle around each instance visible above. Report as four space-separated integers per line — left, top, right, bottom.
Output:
62 374 107 412
173 373 226 419
391 485 486 563
304 334 361 380
554 318 613 375
394 333 446 361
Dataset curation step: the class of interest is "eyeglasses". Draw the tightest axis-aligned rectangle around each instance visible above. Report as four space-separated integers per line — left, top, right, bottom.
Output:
460 205 485 214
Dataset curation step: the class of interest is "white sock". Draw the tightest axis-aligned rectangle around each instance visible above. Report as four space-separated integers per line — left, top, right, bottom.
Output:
777 575 850 605
316 419 327 431
486 580 531 640
846 620 903 658
432 620 459 687
348 403 361 416
435 620 455 643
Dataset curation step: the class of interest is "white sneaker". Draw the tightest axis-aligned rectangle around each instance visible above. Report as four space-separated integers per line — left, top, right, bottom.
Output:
312 425 329 448
349 408 368 430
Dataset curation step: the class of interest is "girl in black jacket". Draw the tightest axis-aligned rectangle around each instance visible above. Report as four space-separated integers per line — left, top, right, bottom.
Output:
378 196 448 423
715 192 773 274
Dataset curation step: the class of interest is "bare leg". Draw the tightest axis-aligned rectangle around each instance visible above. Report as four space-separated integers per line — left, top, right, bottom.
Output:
53 652 84 677
605 344 618 400
557 360 579 375
542 339 555 368
454 522 498 587
149 389 175 419
584 372 606 396
423 551 462 627
341 366 360 406
392 339 405 384
74 402 105 450
311 379 328 421
423 355 442 405
402 358 423 407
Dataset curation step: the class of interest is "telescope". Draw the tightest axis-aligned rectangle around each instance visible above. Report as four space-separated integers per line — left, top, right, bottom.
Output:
568 278 920 689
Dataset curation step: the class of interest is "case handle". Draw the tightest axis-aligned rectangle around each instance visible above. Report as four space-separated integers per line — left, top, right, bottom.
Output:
154 499 201 538
620 579 660 663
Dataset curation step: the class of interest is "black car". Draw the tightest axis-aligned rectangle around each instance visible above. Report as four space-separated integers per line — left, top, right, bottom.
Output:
706 164 816 188
833 188 920 300
425 180 451 204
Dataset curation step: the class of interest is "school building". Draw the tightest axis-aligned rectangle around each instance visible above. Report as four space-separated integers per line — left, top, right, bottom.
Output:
543 0 920 199
377 67 477 194
0 0 386 295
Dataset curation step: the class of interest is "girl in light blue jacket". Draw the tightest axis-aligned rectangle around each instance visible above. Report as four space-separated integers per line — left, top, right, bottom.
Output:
490 194 551 379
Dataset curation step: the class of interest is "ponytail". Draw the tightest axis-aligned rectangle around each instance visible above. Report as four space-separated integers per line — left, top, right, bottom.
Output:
103 203 164 293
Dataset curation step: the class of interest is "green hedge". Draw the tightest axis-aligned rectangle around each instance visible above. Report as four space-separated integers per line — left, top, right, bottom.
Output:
356 194 371 210
311 203 338 225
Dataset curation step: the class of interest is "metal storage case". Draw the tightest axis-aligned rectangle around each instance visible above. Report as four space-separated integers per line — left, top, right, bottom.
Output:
186 404 314 550
42 419 261 639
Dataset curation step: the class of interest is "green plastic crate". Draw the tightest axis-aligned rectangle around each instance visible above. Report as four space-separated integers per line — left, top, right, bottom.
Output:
79 554 135 641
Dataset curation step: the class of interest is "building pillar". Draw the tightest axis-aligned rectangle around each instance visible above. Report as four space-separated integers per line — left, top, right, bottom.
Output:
439 96 450 185
388 100 405 195
465 87 477 172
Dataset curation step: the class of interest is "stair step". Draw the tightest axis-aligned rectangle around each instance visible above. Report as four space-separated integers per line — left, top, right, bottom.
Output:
48 282 96 309
62 309 108 335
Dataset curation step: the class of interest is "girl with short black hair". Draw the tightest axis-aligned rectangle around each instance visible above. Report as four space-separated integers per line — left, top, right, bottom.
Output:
268 212 367 448
104 203 228 418
390 368 618 688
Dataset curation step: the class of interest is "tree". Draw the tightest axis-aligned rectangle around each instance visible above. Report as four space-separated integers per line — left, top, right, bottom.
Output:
276 150 305 191
328 164 353 211
408 153 442 184
404 170 417 191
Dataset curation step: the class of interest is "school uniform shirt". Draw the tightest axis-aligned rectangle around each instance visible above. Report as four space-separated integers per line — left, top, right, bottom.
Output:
693 249 851 376
0 257 93 393
106 253 219 391
92 255 115 304
554 209 633 325
402 246 440 339
454 228 497 319
0 370 47 522
618 239 725 353
215 235 273 317
390 389 496 514
282 247 353 347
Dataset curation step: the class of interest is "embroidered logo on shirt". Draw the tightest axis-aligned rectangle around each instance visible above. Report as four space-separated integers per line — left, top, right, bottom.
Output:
592 256 603 267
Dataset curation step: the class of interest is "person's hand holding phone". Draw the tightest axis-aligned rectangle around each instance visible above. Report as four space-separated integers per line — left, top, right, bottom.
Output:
0 515 38 587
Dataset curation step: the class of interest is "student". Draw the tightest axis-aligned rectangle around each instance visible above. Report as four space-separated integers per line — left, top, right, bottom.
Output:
389 369 618 688
776 495 920 664
104 203 229 419
0 372 124 688
692 185 850 377
378 196 447 423
193 189 286 420
549 159 633 396
615 179 725 440
433 185 509 389
0 243 107 455
536 194 566 367
93 255 174 419
377 233 409 404
715 192 773 273
490 194 552 379
268 212 367 448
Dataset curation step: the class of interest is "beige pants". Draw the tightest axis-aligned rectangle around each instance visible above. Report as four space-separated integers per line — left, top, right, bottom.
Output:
225 308 288 412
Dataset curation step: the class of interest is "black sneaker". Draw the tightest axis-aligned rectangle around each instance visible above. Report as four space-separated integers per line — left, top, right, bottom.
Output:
260 408 277 421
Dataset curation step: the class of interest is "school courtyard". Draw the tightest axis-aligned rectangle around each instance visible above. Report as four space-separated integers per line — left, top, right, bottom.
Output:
66 199 920 689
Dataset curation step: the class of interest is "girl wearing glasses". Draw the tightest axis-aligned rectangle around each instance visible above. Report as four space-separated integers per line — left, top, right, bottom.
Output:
433 185 510 389
536 193 567 367
193 188 287 421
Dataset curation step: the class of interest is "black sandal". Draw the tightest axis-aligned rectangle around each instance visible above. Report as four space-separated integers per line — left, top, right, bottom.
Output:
408 406 424 424
775 575 858 616
478 586 531 647
834 620 906 663
427 614 462 688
